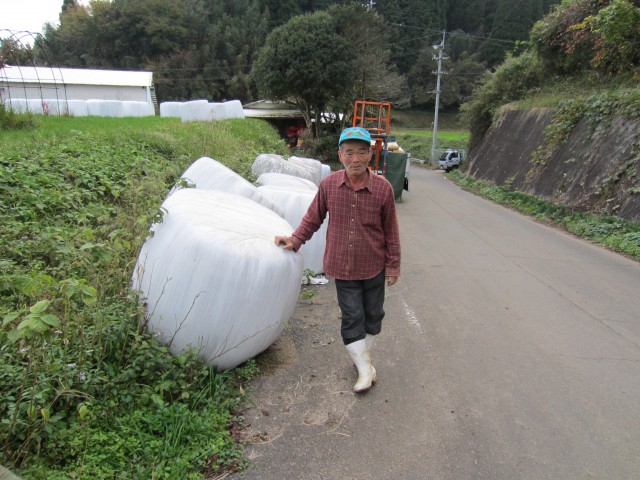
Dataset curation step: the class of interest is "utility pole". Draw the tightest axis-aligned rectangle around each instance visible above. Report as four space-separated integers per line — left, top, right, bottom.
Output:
430 30 446 164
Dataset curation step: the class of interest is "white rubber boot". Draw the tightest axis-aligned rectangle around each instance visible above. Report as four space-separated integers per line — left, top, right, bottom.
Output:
346 339 377 393
365 334 375 352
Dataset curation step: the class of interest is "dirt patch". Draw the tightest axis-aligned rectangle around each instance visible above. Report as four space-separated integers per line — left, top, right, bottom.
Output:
229 279 363 476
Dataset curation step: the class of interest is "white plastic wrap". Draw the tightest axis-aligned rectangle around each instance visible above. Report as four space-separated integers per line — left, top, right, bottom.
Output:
181 100 209 122
251 154 315 183
208 102 225 121
27 99 44 114
160 102 182 118
132 188 303 370
67 100 88 117
41 99 69 115
172 157 284 217
223 100 245 119
289 156 323 186
122 101 154 117
321 163 331 180
86 99 123 117
257 184 327 274
256 172 318 191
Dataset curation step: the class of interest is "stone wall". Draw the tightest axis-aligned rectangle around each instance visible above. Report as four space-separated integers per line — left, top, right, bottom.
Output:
464 107 640 221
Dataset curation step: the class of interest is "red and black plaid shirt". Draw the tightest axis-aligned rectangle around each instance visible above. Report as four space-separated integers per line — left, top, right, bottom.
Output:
291 169 401 280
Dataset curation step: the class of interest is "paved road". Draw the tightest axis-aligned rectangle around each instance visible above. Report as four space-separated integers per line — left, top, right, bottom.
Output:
230 166 640 480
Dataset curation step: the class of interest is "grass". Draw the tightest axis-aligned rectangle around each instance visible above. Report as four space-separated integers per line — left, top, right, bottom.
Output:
389 109 470 161
448 170 640 260
0 114 288 479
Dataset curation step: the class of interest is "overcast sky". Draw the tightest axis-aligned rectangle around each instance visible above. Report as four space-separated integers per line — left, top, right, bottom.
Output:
1 0 90 40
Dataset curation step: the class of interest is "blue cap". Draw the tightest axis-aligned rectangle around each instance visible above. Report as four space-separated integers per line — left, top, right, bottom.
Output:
338 127 371 146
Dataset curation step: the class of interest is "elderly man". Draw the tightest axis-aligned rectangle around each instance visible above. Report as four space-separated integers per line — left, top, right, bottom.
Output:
275 126 401 393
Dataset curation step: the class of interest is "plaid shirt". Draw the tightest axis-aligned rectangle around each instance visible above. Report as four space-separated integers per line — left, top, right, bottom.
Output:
291 169 401 280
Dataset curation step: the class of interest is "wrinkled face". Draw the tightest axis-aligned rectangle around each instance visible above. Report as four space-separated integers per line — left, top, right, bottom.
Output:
338 140 371 178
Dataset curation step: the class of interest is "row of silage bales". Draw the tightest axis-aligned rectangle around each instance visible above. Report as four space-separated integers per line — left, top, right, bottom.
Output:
256 172 318 192
132 188 303 371
159 99 245 122
252 154 316 184
132 156 303 370
122 101 155 117
169 156 284 217
3 98 154 117
289 156 324 186
256 172 328 275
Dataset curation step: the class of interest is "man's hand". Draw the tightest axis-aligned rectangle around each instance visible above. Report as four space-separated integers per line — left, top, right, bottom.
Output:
386 276 398 287
274 236 295 250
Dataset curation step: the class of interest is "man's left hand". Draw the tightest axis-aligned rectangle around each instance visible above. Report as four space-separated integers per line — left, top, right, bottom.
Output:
386 276 398 286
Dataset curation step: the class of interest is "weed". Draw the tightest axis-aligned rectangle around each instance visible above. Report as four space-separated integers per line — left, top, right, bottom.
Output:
0 116 288 478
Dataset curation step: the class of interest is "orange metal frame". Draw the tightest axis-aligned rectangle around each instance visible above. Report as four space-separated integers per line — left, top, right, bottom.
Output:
352 101 392 173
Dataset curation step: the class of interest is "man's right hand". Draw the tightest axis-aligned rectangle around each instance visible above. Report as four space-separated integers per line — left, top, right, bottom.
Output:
274 236 295 250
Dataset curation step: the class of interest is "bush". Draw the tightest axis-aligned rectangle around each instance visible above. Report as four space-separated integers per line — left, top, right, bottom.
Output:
300 129 340 165
460 50 545 148
0 116 280 478
0 103 37 130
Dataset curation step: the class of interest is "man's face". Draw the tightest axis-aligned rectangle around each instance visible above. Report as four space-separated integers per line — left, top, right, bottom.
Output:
338 140 371 178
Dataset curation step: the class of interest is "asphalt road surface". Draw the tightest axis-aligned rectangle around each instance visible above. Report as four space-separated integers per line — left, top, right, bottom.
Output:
228 166 640 480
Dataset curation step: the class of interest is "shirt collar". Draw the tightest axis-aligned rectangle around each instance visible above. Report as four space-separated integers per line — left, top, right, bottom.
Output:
340 169 371 192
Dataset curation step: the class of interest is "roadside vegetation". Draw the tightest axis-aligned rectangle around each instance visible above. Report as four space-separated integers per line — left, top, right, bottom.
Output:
0 115 287 479
392 110 469 161
448 170 640 260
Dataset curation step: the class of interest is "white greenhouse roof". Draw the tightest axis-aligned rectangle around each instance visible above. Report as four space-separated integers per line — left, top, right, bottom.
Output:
243 100 303 119
0 65 153 87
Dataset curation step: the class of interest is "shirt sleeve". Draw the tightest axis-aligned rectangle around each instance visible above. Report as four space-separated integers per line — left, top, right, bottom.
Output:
382 185 401 277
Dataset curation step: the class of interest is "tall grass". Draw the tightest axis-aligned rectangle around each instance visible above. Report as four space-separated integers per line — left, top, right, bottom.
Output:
0 116 287 479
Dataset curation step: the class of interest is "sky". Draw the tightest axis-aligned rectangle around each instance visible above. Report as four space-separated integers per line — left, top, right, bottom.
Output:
1 0 90 39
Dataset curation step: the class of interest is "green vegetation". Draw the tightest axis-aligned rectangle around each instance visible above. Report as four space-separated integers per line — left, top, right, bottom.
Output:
390 109 469 160
0 104 37 131
0 116 288 479
449 171 640 260
460 0 640 147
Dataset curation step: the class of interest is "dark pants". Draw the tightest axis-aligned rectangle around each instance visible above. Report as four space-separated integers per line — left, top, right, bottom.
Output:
335 271 386 345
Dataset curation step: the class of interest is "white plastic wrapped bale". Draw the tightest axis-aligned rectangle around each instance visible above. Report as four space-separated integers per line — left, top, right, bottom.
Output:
256 172 318 192
257 184 327 274
160 102 183 118
87 99 124 117
181 99 209 122
122 101 154 117
321 163 331 180
171 157 284 217
27 99 44 114
67 100 88 117
42 99 69 115
208 102 227 121
223 100 245 119
251 154 315 183
289 156 323 186
132 188 304 370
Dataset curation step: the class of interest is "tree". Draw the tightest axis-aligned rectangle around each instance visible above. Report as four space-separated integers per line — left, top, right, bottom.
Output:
408 31 487 108
581 0 640 72
375 0 447 75
448 0 487 34
329 3 409 113
252 11 353 130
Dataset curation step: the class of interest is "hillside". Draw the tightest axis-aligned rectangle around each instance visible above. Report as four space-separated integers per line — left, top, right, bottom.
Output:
465 102 640 221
